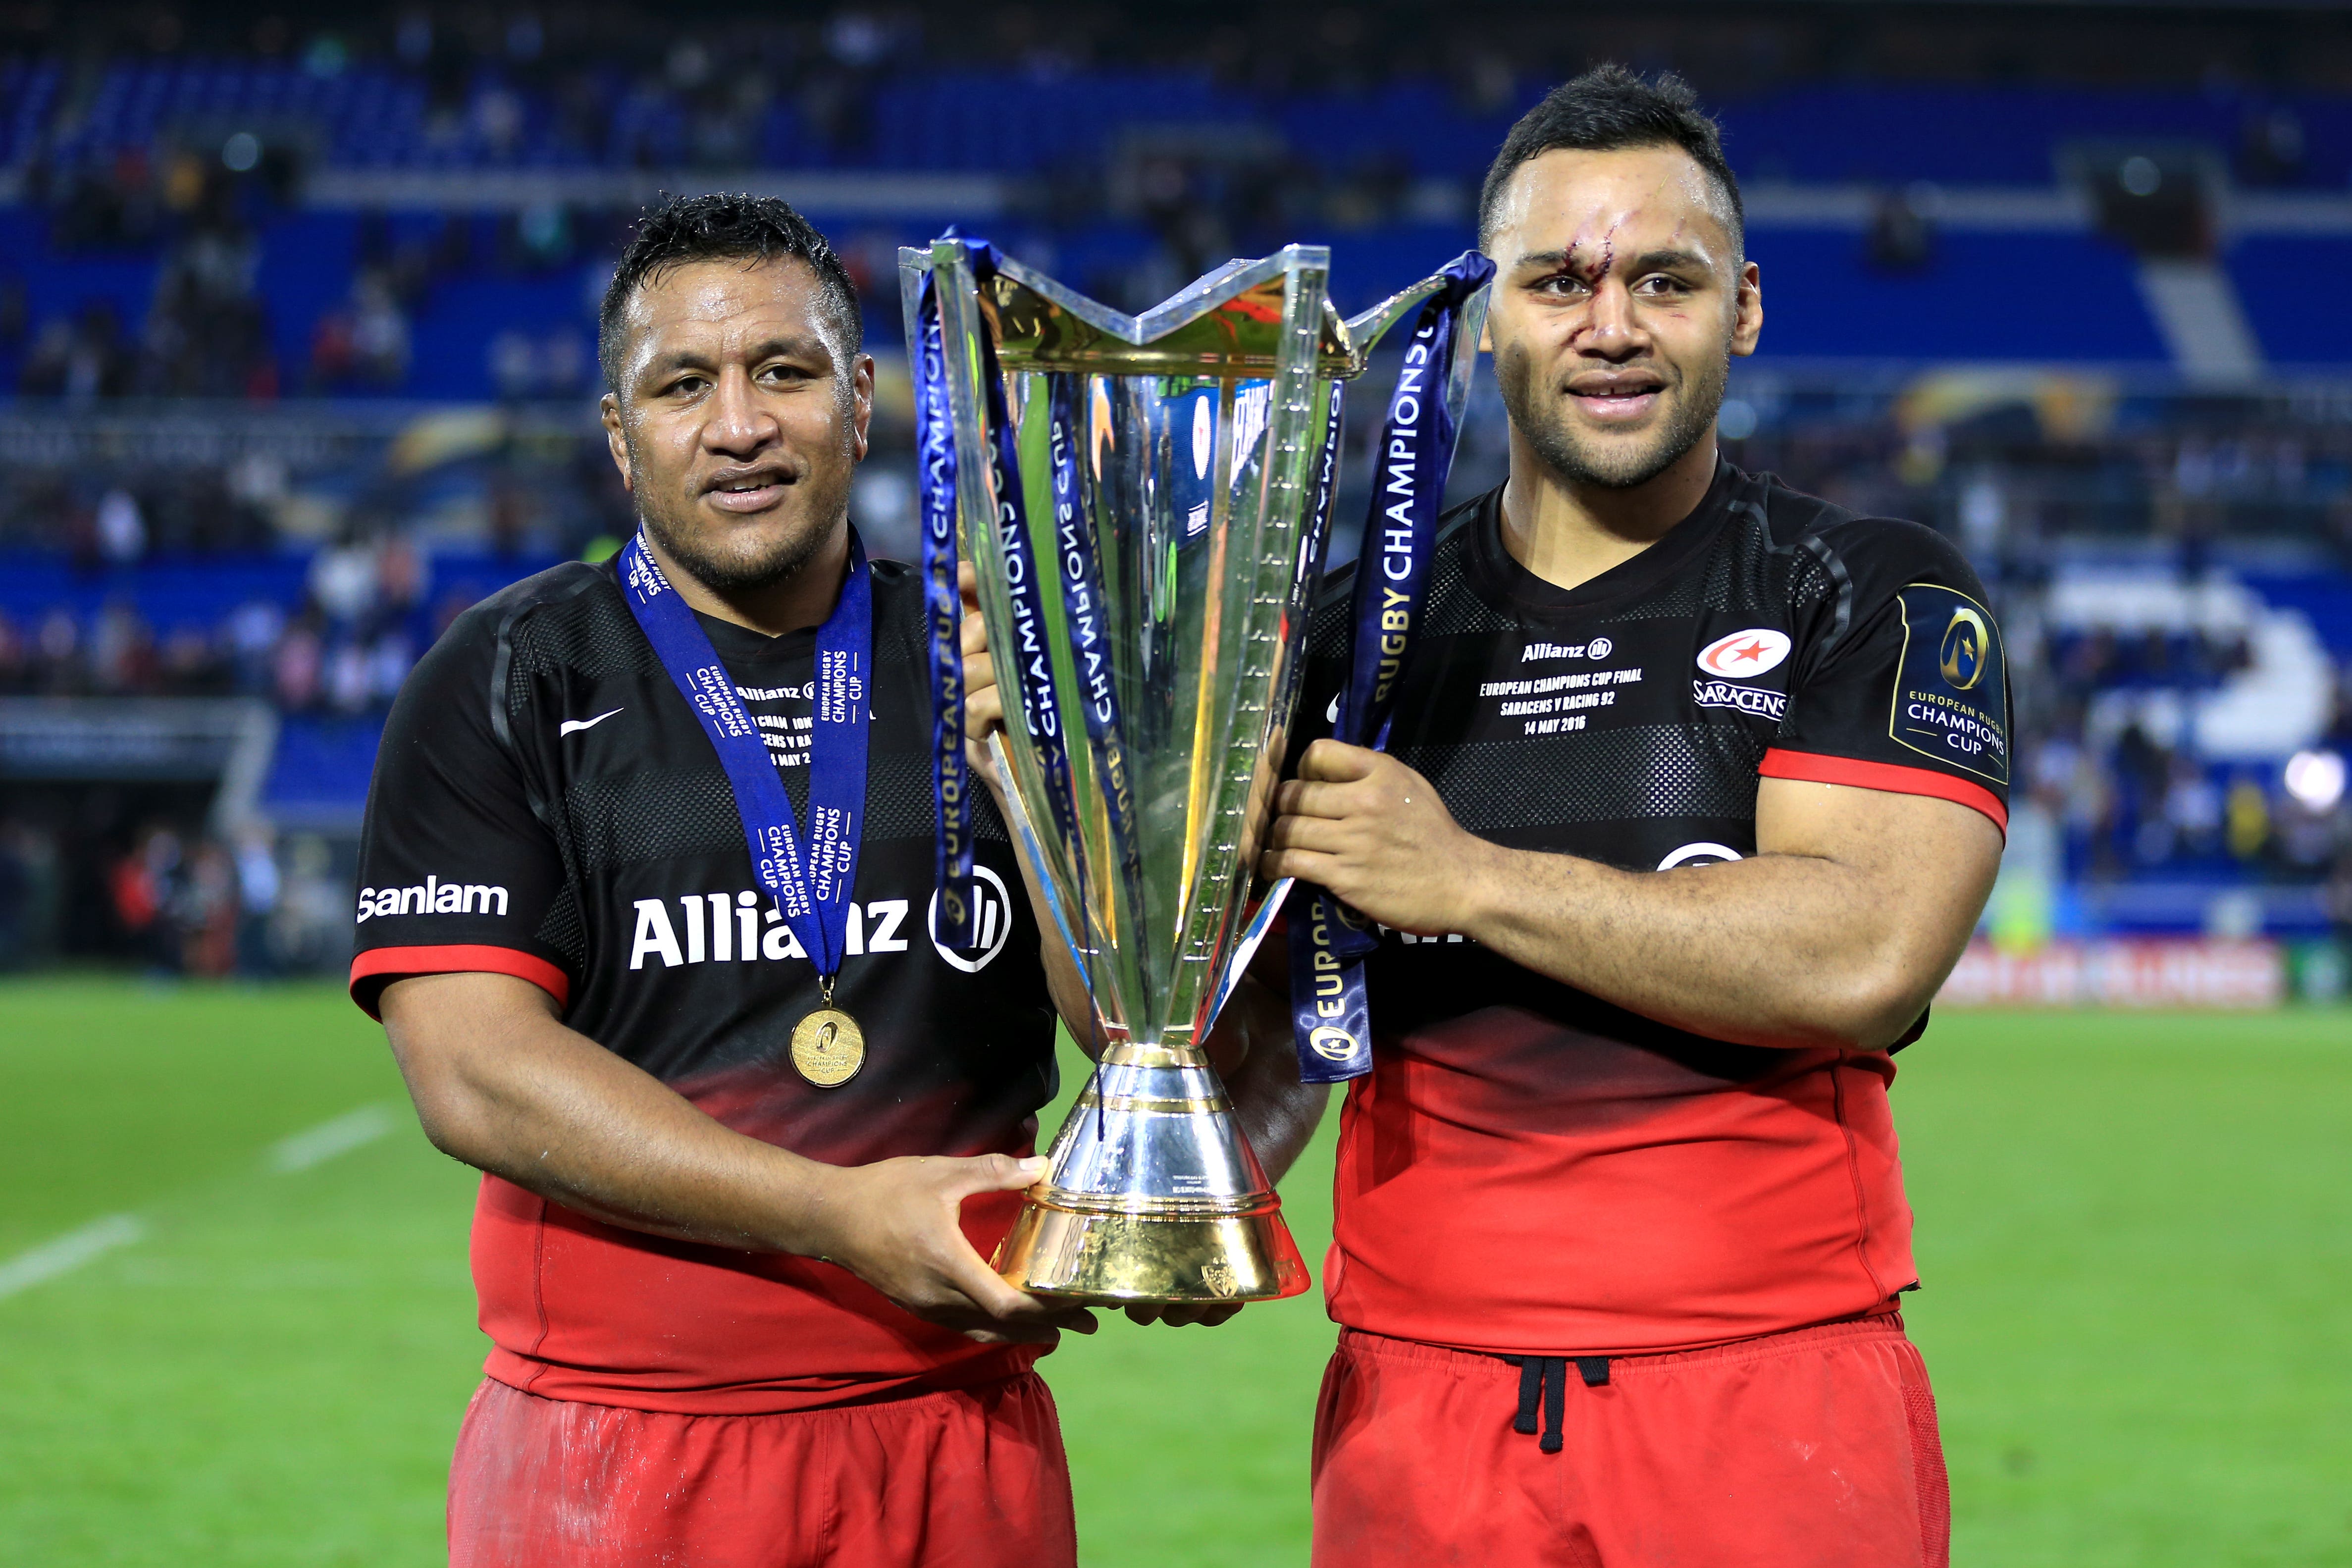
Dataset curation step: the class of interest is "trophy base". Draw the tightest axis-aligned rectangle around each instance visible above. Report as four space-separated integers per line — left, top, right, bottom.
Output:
993 1192 1312 1305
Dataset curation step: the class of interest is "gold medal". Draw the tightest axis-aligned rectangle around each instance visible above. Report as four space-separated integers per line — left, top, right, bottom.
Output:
790 1001 865 1088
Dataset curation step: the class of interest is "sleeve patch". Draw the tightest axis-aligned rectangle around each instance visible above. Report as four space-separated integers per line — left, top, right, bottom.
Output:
1887 583 2008 786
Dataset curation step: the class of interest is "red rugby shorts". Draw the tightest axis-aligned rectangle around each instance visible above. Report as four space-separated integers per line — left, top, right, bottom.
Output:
448 1373 1075 1568
1310 1315 1951 1568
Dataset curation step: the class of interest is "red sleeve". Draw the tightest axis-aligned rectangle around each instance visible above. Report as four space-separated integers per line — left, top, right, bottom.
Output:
348 944 572 1020
1758 747 2008 834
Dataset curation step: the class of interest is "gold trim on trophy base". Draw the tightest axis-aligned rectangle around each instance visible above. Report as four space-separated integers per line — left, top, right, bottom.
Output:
1095 1039 1203 1071
993 1192 1312 1304
1074 1090 1235 1116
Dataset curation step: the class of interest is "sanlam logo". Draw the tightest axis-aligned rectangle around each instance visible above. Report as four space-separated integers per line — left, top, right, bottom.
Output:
358 877 508 921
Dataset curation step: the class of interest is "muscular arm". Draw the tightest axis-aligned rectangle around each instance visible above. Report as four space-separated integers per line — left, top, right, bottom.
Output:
378 970 1094 1344
1261 740 2002 1051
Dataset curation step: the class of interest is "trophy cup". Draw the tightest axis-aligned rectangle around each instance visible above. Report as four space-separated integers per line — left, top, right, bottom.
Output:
901 239 1486 1302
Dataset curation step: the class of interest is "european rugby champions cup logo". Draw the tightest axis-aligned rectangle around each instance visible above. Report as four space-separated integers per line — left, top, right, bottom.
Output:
1887 584 2007 783
1301 897 1368 1063
1939 606 1991 690
1308 1025 1359 1062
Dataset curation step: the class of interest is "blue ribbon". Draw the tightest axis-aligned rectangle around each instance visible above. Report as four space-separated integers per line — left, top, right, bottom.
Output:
1046 371 1146 913
1292 251 1495 1085
988 366 1083 852
912 266 977 949
617 529 872 984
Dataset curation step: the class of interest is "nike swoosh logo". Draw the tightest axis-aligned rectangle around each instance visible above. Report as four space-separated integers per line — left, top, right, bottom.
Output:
559 708 624 737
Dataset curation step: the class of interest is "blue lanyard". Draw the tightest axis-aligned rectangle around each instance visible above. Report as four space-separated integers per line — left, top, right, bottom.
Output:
617 529 872 983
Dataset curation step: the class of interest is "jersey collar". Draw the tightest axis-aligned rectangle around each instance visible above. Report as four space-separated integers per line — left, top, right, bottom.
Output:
1465 457 1748 622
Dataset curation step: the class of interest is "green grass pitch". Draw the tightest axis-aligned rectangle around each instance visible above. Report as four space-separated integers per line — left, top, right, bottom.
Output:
1 978 2348 1566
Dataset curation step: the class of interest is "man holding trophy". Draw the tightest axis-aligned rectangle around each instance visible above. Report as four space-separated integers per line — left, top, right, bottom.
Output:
354 194 1106 1566
1229 66 2006 1567
932 62 1996 1564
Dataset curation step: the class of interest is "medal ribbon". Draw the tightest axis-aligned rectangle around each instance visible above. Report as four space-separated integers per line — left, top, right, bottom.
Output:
618 529 872 986
1292 251 1495 1085
912 267 978 948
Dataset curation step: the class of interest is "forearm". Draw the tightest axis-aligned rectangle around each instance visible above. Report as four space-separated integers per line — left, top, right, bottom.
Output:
1265 746 2003 1053
1453 837 1960 1049
382 971 1091 1344
1207 966 1330 1185
381 974 842 1254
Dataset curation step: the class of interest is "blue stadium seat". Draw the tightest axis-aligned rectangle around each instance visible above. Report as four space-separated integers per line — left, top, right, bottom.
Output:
2227 237 2352 366
1743 227 2170 363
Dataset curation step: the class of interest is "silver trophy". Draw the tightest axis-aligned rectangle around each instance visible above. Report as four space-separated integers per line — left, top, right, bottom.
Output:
901 240 1485 1302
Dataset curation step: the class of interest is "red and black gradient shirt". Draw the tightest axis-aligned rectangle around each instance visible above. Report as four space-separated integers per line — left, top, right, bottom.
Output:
352 554 1058 1414
1284 460 2009 1357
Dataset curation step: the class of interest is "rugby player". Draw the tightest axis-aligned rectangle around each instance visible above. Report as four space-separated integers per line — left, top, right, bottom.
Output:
1226 66 2008 1566
351 194 1101 1567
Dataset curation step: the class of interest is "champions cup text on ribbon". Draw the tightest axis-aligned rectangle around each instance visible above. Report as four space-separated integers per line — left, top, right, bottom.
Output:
986 363 1080 853
1292 251 1496 1085
617 529 873 987
912 268 977 949
916 235 1146 972
1045 372 1147 910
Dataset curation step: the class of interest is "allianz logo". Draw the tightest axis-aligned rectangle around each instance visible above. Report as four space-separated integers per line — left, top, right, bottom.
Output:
629 864 1015 973
358 876 508 921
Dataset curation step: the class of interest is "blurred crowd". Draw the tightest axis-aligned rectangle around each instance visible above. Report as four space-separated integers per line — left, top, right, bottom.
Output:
0 815 352 975
2018 667 2352 884
0 533 497 709
16 151 283 400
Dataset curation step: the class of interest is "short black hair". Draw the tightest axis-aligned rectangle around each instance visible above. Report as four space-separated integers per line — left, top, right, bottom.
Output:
1477 65 1743 260
597 192 863 394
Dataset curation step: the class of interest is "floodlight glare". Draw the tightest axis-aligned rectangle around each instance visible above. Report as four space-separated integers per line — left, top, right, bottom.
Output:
2282 749 2346 812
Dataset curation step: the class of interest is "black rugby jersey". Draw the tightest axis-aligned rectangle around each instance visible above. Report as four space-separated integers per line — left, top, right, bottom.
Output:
1285 460 2009 1356
352 549 1057 1413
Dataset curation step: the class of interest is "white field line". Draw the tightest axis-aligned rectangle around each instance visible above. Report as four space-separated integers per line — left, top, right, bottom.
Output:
0 1213 147 1301
265 1104 398 1174
0 1105 398 1305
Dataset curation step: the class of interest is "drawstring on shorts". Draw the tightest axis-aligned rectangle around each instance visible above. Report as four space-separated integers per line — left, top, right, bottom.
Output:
1501 1355 1610 1454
